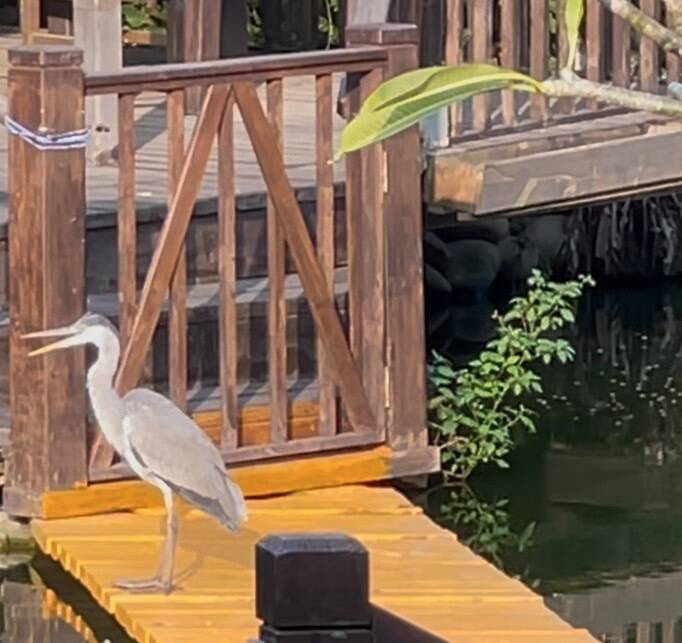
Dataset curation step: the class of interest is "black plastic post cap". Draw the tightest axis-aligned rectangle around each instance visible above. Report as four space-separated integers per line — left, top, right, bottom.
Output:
255 533 371 629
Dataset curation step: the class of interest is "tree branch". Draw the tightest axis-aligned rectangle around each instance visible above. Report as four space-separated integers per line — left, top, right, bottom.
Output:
541 74 682 117
599 0 682 55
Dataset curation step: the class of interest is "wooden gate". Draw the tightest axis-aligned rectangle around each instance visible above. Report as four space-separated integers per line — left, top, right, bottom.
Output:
6 24 437 516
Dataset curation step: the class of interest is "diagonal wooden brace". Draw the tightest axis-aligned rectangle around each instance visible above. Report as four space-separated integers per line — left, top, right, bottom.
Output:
233 82 377 436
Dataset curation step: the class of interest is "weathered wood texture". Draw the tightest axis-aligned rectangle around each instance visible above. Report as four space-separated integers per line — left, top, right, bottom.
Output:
218 94 239 449
33 485 595 642
266 78 288 444
6 46 88 516
382 32 428 450
428 112 682 215
343 62 386 437
315 73 337 437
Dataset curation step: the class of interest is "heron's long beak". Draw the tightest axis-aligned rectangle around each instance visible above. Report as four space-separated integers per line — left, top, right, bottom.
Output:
22 325 79 357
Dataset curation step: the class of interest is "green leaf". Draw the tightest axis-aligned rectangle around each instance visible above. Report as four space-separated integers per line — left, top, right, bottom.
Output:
564 0 584 71
337 64 543 157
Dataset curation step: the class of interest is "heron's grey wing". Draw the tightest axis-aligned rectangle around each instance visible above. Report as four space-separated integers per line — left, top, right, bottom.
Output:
122 388 247 530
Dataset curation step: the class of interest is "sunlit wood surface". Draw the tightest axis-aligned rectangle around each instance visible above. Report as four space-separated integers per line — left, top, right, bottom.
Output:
34 485 597 643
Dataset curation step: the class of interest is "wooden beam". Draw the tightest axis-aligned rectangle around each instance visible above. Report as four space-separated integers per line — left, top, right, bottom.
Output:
6 46 88 517
427 117 682 216
38 446 441 519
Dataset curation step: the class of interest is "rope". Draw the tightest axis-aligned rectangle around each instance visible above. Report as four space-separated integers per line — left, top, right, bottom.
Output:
2 114 89 151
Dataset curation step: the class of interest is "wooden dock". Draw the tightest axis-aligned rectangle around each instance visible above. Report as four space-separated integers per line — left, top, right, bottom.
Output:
32 485 597 643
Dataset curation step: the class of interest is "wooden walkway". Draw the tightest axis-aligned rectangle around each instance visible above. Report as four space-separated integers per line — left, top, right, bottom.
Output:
33 485 597 643
0 31 347 228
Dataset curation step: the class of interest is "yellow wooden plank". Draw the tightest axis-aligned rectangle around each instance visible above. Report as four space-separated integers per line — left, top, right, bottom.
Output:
40 447 438 519
32 485 596 643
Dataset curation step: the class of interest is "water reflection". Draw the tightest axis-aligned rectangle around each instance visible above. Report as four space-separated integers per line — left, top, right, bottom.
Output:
2 581 87 642
0 554 134 643
424 281 682 642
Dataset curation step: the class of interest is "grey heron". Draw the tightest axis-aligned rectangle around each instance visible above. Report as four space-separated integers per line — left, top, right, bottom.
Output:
23 312 247 594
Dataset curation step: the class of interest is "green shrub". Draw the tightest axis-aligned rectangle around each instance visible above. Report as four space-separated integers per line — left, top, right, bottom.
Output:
429 270 594 480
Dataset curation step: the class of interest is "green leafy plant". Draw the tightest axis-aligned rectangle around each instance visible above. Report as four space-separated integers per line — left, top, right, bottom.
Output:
122 0 166 32
429 270 594 480
439 489 535 567
319 0 340 49
337 64 543 156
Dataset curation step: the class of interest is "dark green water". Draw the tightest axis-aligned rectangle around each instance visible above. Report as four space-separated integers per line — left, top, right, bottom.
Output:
423 281 682 642
0 553 134 642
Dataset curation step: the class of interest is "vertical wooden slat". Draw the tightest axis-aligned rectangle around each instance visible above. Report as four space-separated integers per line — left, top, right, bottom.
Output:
555 0 574 113
315 73 337 437
167 89 187 411
636 622 651 643
266 78 287 444
667 8 681 83
586 0 604 109
611 12 630 87
471 0 492 130
529 0 549 121
640 0 659 92
20 0 41 43
346 66 386 436
218 92 239 449
500 0 519 126
445 0 464 136
118 93 137 349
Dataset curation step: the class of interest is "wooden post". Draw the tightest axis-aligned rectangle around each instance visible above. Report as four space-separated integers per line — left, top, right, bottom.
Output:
73 0 122 164
345 24 427 451
20 0 40 43
255 533 373 641
167 0 248 114
5 46 88 517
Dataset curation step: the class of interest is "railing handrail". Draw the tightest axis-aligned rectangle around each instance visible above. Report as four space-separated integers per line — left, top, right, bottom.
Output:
84 46 389 96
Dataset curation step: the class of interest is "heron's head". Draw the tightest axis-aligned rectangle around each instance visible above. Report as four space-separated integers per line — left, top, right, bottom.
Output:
22 312 119 356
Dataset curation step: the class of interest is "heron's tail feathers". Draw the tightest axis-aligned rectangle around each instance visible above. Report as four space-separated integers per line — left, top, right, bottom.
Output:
216 468 247 532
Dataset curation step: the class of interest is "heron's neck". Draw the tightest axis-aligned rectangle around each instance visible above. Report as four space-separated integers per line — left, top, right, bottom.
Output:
86 331 126 454
87 335 120 392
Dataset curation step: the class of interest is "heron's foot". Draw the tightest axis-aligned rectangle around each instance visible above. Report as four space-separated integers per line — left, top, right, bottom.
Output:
113 576 175 594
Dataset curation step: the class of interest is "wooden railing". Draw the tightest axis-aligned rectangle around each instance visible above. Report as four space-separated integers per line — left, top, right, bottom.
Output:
444 0 677 139
5 24 429 514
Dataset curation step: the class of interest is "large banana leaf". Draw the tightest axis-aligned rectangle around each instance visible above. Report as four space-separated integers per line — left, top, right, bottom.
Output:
564 0 584 70
338 64 543 157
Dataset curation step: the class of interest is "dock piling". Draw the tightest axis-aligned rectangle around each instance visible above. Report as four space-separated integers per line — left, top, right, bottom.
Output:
255 533 374 642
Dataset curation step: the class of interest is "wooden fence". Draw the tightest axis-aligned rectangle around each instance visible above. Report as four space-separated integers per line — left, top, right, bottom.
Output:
5 24 430 515
444 0 676 139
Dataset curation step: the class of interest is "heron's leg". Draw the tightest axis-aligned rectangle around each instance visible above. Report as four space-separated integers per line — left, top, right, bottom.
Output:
157 490 178 592
113 486 176 593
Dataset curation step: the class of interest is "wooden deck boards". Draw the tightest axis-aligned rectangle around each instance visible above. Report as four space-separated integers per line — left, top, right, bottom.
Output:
33 485 597 643
0 31 346 228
